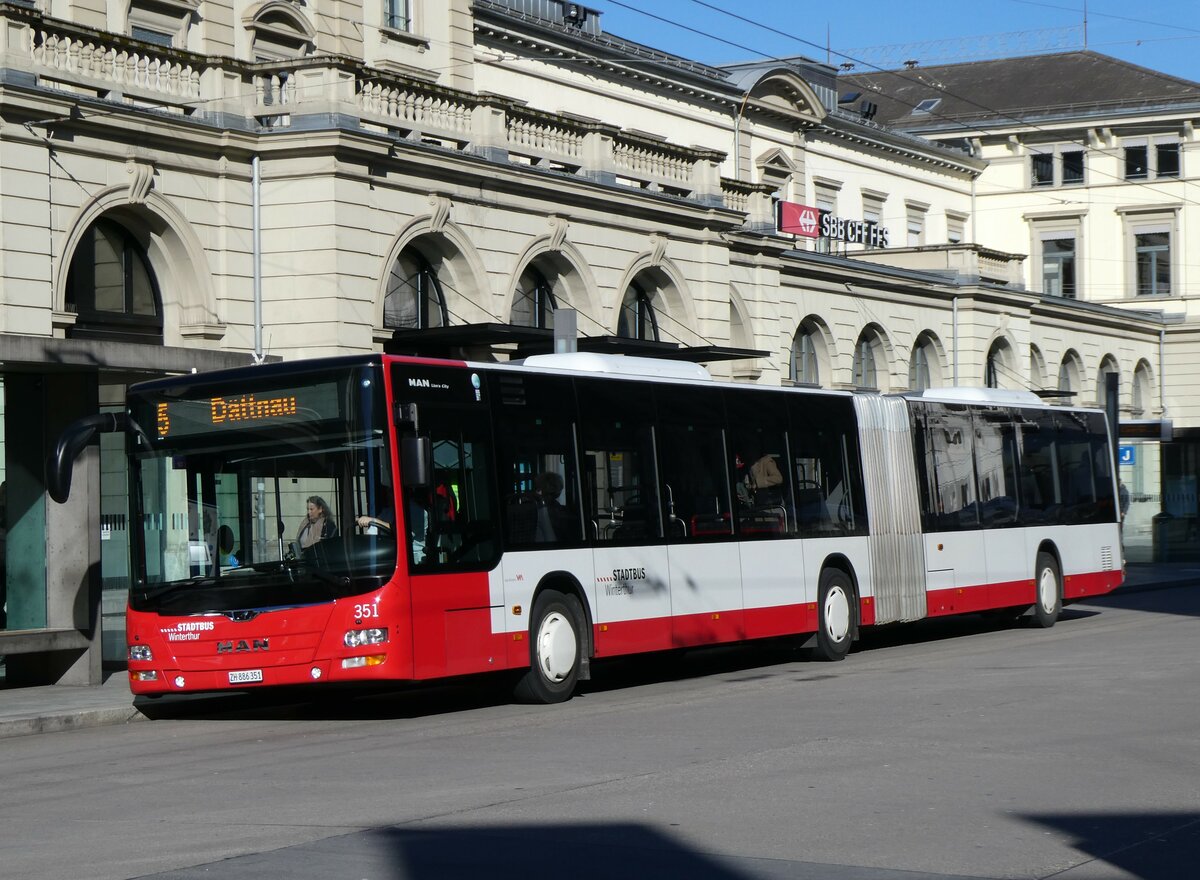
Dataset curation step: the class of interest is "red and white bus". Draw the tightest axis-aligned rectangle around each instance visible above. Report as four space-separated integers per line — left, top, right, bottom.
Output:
51 352 1124 703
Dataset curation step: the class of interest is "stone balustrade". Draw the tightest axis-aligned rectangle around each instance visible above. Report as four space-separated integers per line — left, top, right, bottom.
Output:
0 5 736 212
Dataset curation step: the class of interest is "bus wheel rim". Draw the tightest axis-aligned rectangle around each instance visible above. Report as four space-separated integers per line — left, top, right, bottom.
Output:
537 611 577 682
825 586 850 643
1039 568 1057 613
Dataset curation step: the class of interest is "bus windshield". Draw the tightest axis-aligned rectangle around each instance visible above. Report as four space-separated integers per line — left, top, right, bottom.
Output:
125 363 396 614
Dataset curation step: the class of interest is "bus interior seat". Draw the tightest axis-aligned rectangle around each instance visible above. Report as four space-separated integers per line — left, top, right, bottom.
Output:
506 494 539 544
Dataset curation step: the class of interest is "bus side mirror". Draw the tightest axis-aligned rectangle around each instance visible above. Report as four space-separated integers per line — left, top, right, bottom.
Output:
400 435 432 489
46 412 131 503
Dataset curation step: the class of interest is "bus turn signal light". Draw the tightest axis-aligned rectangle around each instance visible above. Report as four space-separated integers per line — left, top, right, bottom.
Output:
341 655 386 669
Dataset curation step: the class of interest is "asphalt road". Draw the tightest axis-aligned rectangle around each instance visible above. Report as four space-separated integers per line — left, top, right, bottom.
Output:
3 585 1198 880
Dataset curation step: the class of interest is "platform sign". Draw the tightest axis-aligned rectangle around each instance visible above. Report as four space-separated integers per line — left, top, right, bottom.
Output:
1118 445 1136 466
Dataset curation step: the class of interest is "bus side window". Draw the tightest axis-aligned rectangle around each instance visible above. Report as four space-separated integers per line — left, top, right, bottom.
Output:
489 372 582 549
576 378 661 543
1016 409 1060 524
973 409 1019 527
788 395 863 536
655 385 733 541
404 413 498 569
925 404 979 531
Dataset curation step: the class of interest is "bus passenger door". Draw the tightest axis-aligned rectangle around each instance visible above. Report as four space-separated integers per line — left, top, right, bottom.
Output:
657 388 743 647
975 412 1028 608
920 405 988 614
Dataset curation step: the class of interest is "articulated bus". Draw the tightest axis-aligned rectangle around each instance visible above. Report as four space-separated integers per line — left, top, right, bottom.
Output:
51 352 1123 703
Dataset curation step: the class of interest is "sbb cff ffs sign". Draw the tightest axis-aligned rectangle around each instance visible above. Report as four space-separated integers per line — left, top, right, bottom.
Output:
776 200 890 248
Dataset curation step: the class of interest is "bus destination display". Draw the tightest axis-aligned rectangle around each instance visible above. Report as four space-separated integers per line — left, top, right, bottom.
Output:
149 382 342 440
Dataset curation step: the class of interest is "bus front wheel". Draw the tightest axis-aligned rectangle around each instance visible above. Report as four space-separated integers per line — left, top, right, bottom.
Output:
814 568 854 661
1032 552 1062 629
514 590 583 704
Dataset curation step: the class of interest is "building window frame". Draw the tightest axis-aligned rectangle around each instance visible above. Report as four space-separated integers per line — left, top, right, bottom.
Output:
905 200 928 247
513 266 558 330
384 250 448 330
853 327 886 391
127 0 197 49
64 217 164 343
1123 137 1181 181
790 324 819 386
1030 216 1082 299
1029 144 1086 188
1118 208 1177 298
383 0 411 31
617 281 659 341
946 211 967 245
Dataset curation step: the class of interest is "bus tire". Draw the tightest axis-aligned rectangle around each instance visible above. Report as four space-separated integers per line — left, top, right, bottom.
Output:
1032 552 1062 629
814 568 854 661
514 590 583 704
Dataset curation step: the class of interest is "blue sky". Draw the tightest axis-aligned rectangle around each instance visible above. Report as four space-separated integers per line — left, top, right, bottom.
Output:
591 0 1200 82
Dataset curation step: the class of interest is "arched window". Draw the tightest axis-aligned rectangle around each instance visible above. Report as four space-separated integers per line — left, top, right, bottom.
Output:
618 282 658 340
791 323 820 385
910 333 940 391
1058 352 1081 395
512 266 558 329
384 250 447 330
985 340 1008 389
1132 361 1153 417
853 329 880 389
1030 344 1047 391
246 3 314 61
65 218 163 342
1097 356 1120 406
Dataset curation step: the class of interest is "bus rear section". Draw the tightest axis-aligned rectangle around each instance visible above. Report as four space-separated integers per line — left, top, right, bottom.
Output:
857 390 1123 633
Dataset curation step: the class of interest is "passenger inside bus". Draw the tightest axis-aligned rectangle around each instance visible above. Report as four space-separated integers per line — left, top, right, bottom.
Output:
296 496 336 549
217 525 239 568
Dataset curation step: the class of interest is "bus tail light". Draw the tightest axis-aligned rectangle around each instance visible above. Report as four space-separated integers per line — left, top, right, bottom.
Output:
129 645 153 662
342 654 386 669
344 627 388 648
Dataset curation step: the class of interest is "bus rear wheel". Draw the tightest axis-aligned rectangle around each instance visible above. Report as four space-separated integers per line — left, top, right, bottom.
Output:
514 590 584 704
813 568 854 661
1031 552 1062 629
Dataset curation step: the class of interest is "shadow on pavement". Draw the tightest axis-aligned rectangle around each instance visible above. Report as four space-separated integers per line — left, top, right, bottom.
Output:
144 821 990 880
1022 811 1200 880
1085 581 1200 618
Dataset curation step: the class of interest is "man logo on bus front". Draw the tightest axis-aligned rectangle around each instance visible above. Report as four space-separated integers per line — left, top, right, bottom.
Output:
216 639 269 654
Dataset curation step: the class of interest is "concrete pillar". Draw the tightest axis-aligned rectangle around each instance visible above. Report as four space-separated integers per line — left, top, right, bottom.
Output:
5 370 102 685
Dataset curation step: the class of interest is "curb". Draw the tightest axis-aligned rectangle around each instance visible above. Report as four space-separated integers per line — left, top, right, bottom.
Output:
0 705 147 739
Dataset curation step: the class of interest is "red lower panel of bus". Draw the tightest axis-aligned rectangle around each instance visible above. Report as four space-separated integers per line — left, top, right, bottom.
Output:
926 569 1122 617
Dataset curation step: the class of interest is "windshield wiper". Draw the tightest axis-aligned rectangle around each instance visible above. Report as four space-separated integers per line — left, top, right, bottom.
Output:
137 575 221 604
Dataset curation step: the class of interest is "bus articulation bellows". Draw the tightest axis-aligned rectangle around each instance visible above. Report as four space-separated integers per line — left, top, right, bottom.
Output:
50 352 1124 703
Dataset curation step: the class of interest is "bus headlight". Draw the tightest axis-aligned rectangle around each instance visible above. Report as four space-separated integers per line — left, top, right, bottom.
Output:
129 645 153 662
344 627 388 648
